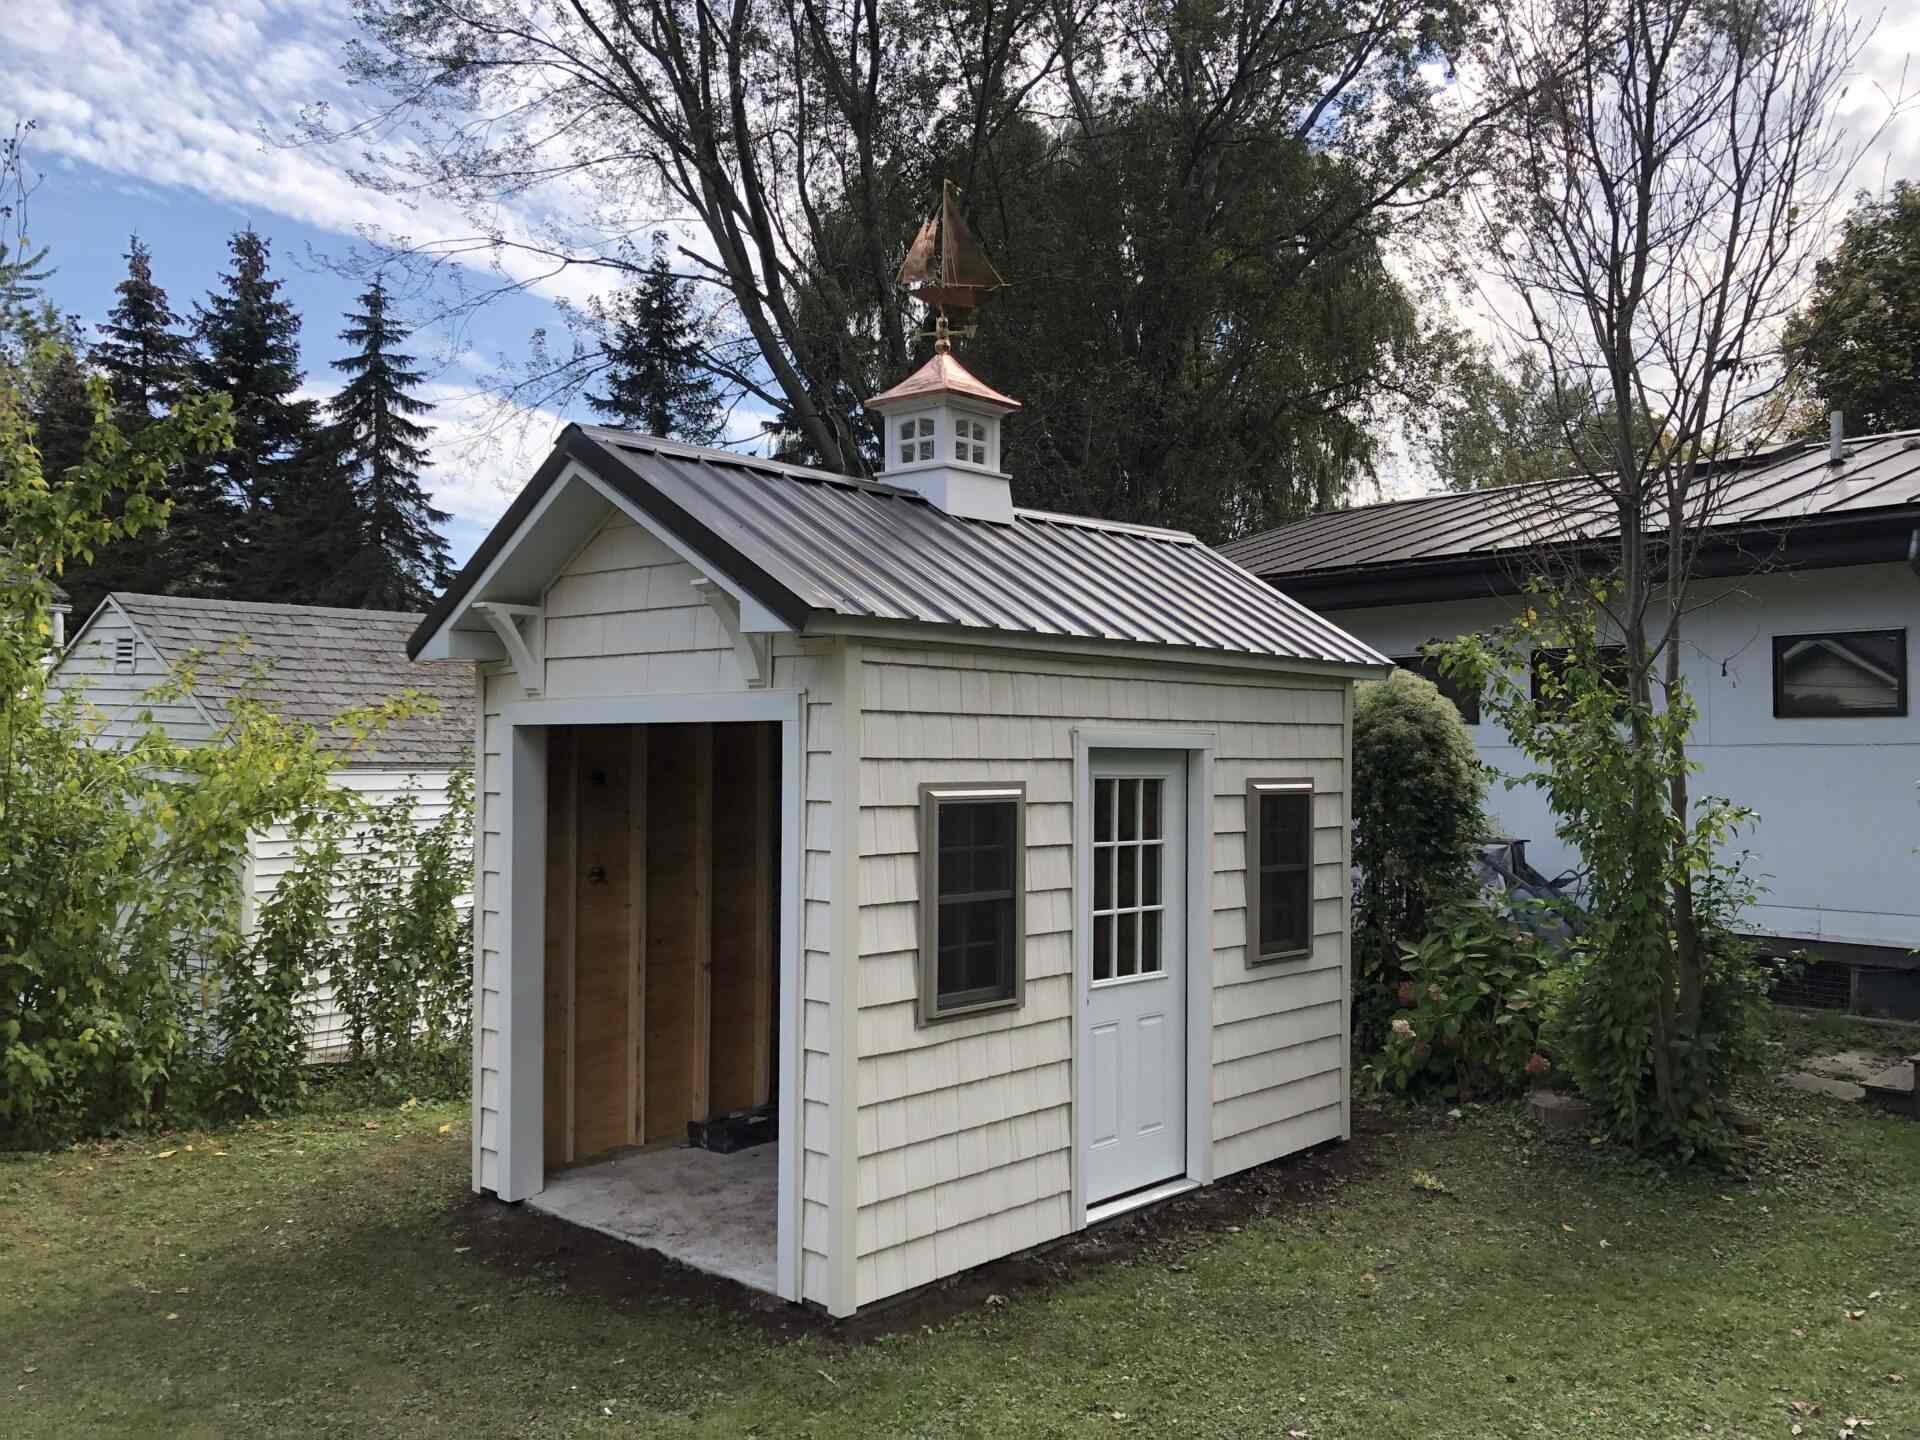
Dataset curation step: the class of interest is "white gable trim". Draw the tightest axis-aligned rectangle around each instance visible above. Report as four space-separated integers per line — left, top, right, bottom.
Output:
56 595 224 739
413 469 588 663
571 468 795 635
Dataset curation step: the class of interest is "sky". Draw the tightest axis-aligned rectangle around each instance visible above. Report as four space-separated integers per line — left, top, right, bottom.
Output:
7 0 1919 562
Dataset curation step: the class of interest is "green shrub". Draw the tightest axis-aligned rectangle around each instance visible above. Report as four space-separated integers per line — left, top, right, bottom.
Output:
1370 896 1562 1100
329 768 475 1100
1351 668 1490 1048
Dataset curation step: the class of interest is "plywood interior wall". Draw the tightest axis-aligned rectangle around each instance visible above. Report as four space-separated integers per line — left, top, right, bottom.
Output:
709 723 777 1114
542 721 778 1174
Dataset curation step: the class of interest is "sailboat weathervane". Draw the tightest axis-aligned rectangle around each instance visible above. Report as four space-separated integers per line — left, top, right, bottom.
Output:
897 180 1005 353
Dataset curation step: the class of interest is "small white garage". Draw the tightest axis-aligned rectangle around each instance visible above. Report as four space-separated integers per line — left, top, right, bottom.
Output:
409 348 1387 1316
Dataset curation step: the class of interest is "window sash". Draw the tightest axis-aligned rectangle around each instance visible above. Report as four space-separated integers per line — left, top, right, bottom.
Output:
918 783 1026 1023
1393 651 1481 725
1246 779 1313 964
1771 628 1908 719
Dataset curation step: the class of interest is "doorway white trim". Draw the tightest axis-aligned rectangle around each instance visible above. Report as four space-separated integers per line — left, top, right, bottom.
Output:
1069 727 1216 1231
492 687 807 1304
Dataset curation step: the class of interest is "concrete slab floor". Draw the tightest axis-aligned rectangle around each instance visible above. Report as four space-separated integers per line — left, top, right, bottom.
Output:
527 1143 778 1295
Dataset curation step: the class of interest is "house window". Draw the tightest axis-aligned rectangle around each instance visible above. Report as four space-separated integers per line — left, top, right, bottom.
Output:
1393 651 1480 725
1247 778 1313 965
1773 629 1907 718
951 416 990 467
1530 645 1631 719
1092 776 1167 982
897 415 936 465
113 635 137 673
918 782 1025 1022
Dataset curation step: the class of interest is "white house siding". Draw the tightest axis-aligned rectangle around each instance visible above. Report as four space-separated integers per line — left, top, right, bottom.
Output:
1321 562 1920 949
850 642 1349 1308
50 604 215 745
247 766 462 1055
469 506 839 1306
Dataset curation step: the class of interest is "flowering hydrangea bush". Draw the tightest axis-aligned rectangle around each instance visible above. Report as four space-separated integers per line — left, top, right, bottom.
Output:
1369 896 1564 1100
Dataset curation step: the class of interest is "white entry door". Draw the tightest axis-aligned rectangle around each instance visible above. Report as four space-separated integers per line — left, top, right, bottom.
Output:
1085 750 1187 1205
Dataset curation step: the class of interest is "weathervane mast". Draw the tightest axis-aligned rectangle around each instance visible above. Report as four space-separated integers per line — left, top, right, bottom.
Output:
896 179 1005 351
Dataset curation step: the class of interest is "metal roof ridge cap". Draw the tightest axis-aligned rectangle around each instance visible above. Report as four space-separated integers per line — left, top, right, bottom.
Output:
580 426 923 501
1011 507 1199 542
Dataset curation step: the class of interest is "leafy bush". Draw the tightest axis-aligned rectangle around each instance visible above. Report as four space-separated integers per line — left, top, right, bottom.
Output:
329 769 475 1100
1433 586 1779 1160
1 329 457 1143
1351 667 1490 1048
1370 897 1562 1100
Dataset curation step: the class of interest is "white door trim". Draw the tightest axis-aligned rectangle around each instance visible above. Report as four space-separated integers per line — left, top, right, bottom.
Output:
1070 727 1216 1231
493 686 807 1305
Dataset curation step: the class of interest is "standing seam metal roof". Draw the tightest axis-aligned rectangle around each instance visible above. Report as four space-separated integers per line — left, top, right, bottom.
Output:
1220 431 1920 580
411 426 1386 670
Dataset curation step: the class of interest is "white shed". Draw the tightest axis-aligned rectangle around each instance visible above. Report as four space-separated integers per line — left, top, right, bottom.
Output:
409 348 1387 1316
51 594 474 1053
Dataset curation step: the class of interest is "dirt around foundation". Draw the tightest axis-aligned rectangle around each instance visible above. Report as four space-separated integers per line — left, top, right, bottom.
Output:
450 1105 1388 1344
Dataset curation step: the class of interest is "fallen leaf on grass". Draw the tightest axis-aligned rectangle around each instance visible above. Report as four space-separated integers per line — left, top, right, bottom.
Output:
1791 1328 1807 1339
154 1150 176 1160
363 1121 381 1130
1886 1375 1904 1385
1788 1401 1820 1416
437 1123 453 1135
1410 1169 1451 1195
164 1312 179 1321
1845 1309 1867 1321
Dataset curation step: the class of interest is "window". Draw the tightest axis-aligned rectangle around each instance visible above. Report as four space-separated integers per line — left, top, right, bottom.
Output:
113 635 137 673
1092 776 1167 982
918 782 1025 1022
1530 645 1630 719
1773 629 1907 718
1393 651 1480 725
951 415 990 467
1247 779 1313 964
896 414 936 465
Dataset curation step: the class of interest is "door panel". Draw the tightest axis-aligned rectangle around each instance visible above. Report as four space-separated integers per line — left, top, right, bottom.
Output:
1085 751 1187 1205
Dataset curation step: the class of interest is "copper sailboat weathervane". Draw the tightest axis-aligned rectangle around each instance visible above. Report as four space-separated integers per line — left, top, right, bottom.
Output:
897 179 1004 352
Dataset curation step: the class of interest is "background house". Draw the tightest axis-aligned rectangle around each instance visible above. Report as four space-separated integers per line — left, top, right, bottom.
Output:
50 594 474 1052
1222 430 1920 1018
410 349 1387 1317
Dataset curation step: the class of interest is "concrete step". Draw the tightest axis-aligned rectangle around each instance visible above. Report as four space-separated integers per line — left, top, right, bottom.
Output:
1860 1055 1918 1119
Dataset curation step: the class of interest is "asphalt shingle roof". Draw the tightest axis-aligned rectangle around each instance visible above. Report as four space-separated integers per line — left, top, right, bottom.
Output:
112 594 471 767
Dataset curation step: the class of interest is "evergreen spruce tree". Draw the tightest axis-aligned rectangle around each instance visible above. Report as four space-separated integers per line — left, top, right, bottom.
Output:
93 236 193 423
68 236 205 608
590 234 723 444
321 280 452 610
189 228 328 599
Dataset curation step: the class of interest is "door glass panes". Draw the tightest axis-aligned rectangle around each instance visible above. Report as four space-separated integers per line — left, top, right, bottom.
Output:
1093 775 1166 983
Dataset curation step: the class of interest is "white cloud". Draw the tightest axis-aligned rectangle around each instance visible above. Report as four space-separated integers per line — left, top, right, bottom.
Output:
5 0 619 311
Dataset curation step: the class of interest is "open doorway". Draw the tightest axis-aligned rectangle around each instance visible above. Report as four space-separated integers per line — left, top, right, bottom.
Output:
528 720 782 1293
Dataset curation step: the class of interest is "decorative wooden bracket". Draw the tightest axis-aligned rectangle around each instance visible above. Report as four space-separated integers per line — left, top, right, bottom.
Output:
470 602 544 696
690 579 770 688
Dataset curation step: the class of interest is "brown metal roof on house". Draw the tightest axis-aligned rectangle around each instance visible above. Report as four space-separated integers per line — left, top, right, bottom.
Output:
1220 431 1920 591
110 594 472 767
412 425 1387 671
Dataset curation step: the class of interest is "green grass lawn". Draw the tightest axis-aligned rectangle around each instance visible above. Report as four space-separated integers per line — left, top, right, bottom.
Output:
6 1037 1919 1439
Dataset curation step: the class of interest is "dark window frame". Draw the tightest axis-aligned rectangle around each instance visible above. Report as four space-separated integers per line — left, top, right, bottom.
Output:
1392 651 1481 725
1772 628 1908 719
1246 777 1315 967
917 781 1026 1024
1530 644 1631 720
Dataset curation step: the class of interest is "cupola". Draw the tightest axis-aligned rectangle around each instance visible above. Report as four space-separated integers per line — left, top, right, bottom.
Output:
866 345 1021 523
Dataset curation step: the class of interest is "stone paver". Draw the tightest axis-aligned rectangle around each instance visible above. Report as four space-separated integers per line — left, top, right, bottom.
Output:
1777 1071 1866 1101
